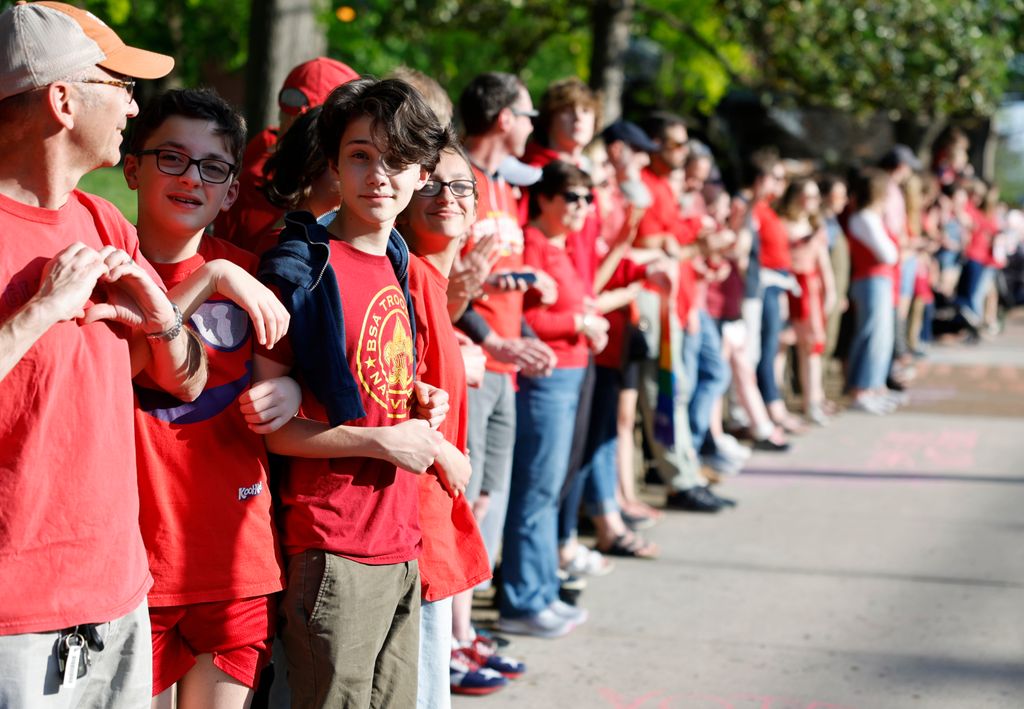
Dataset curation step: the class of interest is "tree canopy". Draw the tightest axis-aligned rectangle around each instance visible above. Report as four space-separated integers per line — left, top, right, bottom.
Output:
2 0 1021 125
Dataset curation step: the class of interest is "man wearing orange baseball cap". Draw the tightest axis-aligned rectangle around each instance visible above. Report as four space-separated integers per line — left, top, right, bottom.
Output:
213 56 358 250
0 3 208 706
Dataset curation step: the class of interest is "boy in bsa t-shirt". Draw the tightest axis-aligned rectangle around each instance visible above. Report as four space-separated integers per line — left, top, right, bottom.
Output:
256 79 451 709
124 88 298 708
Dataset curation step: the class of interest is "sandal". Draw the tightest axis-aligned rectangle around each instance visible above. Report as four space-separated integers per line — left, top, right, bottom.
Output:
597 533 659 559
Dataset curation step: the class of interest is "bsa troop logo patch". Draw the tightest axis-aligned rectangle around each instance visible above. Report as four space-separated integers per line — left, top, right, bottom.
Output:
357 285 414 419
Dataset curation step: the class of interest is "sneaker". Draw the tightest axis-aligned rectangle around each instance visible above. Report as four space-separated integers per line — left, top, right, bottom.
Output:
548 598 588 626
806 404 829 426
556 567 588 591
665 487 723 513
848 397 889 415
451 648 508 695
496 608 575 638
701 452 742 476
715 434 752 462
562 546 614 577
461 637 527 679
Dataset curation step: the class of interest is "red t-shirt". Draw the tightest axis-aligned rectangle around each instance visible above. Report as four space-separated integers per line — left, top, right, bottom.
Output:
213 127 284 252
637 167 698 321
753 200 792 272
964 204 997 266
135 237 284 606
522 226 590 369
462 166 525 374
0 190 153 634
406 256 490 601
268 240 421 562
520 143 600 295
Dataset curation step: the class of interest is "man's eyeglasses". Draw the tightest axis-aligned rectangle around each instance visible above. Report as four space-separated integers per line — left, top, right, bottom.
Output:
418 179 477 198
510 107 539 118
134 149 236 184
663 139 689 150
563 192 594 205
74 77 135 102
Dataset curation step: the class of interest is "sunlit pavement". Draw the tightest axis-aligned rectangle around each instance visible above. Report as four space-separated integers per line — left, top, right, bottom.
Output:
457 312 1024 709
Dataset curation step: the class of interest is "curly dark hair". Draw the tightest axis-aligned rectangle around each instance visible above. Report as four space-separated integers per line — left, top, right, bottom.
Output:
318 78 450 173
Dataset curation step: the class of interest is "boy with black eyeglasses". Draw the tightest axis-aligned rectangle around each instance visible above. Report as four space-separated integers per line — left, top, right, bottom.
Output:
124 87 299 707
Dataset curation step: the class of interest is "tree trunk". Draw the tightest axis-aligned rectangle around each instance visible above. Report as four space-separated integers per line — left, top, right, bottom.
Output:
245 0 328 133
589 0 634 125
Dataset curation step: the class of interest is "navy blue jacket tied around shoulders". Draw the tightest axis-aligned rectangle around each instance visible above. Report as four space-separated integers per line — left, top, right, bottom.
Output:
257 210 417 427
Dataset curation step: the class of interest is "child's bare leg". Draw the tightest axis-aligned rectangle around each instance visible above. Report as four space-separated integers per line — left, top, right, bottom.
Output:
176 654 253 709
451 588 475 644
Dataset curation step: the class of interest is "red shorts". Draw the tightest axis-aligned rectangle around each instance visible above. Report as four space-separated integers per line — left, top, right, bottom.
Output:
149 594 277 696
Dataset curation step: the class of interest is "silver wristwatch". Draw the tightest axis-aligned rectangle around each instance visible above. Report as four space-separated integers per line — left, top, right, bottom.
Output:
145 302 183 341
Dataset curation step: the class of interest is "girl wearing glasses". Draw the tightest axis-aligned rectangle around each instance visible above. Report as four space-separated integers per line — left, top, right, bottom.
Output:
399 144 521 701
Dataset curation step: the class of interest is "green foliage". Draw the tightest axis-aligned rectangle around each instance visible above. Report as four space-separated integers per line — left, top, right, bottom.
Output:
0 0 252 87
718 0 1024 119
325 0 593 99
78 167 137 224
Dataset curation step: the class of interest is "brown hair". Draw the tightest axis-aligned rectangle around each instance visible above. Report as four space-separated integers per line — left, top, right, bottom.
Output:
535 77 601 147
318 78 450 172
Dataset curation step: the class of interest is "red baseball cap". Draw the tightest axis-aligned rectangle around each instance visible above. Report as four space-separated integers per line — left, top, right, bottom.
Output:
277 57 358 116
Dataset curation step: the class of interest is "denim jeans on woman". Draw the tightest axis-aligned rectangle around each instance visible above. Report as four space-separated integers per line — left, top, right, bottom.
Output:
682 308 732 453
955 258 994 319
757 284 786 405
847 275 895 391
501 367 585 618
558 365 623 544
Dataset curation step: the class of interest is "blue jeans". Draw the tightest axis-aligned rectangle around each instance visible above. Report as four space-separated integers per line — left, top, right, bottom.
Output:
501 367 585 617
847 276 895 390
757 284 786 405
682 309 731 453
956 259 994 319
558 366 621 543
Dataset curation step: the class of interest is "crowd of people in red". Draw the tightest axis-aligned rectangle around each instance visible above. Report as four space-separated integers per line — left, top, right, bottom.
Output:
2 3 1020 709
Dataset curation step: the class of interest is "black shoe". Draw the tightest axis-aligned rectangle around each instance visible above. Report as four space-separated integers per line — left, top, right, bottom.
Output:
885 376 906 392
753 437 790 452
705 486 737 507
664 487 723 513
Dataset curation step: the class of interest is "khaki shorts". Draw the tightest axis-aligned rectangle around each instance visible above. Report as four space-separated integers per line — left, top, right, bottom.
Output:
0 600 151 709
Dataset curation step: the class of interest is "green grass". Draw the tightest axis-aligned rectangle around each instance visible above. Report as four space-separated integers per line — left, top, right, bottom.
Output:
78 166 137 224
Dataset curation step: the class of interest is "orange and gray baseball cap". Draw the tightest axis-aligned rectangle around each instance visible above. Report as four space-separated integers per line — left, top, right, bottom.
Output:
0 1 174 101
277 57 359 116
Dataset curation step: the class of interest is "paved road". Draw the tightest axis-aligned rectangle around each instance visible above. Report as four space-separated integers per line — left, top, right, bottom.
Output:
457 313 1024 709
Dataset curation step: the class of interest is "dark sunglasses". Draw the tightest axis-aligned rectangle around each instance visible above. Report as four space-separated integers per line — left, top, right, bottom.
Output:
562 192 594 205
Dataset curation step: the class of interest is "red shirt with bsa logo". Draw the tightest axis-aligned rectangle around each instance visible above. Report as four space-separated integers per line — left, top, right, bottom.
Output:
276 240 421 563
134 237 285 606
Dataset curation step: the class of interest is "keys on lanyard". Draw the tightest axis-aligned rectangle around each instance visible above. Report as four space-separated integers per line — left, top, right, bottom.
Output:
57 629 90 687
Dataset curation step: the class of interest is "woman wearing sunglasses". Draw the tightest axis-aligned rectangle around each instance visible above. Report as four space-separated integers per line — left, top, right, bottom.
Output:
497 160 607 638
